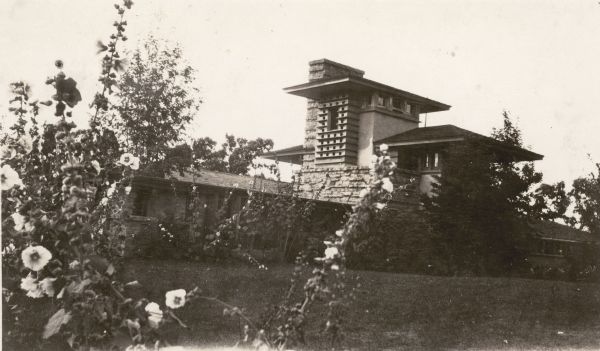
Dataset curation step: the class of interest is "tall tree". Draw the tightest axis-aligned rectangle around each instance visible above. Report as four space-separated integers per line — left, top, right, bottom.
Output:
426 111 561 275
569 160 600 234
111 36 201 163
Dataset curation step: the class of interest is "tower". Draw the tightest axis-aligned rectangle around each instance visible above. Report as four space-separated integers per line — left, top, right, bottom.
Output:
284 59 450 170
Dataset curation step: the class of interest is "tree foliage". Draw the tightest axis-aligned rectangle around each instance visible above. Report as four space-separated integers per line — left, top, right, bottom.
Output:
425 111 564 275
140 134 274 177
110 36 201 163
569 160 600 234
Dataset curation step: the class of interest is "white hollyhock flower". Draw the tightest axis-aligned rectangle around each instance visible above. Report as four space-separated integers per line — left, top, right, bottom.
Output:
21 245 52 271
381 177 394 193
324 247 339 260
118 153 140 170
335 229 344 237
11 213 26 231
19 134 33 154
101 197 109 206
125 186 132 194
145 302 163 328
331 264 340 271
1 164 23 191
106 183 116 198
379 143 389 152
20 273 38 291
20 273 44 299
1 145 16 160
165 289 186 309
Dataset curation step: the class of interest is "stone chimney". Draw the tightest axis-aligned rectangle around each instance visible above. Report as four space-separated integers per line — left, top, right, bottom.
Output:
308 59 364 81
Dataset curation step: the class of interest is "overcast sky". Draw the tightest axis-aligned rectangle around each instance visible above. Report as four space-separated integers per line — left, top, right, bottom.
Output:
1 0 599 185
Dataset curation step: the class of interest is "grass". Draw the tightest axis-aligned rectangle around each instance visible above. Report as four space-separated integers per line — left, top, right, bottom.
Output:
121 259 600 351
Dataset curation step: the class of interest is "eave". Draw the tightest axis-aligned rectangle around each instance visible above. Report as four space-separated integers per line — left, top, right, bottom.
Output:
284 76 451 113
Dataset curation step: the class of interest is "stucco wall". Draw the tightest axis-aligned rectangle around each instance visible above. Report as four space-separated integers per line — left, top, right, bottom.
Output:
357 111 418 167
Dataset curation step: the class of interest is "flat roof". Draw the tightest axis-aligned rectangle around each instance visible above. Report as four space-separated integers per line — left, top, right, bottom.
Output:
284 76 451 113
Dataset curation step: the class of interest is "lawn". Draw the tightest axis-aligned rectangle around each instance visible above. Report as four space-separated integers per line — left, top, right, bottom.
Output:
121 259 600 351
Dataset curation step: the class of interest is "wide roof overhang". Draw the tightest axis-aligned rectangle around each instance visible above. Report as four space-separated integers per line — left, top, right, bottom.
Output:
284 76 451 113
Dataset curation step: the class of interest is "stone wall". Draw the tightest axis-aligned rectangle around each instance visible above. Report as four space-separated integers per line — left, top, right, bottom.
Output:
295 166 422 206
308 58 364 81
296 166 372 204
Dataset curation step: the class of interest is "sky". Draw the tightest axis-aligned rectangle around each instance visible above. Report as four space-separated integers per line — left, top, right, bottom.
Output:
1 0 599 186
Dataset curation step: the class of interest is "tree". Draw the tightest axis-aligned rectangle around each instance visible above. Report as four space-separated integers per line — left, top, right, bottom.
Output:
425 111 560 275
140 134 274 177
569 160 600 234
192 134 274 175
110 36 201 163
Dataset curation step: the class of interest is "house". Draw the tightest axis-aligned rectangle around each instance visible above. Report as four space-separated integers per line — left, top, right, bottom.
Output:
126 58 597 271
263 59 541 202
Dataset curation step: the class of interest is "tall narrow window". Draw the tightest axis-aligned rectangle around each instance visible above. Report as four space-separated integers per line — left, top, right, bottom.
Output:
433 153 439 169
328 107 339 130
133 187 152 216
423 154 430 169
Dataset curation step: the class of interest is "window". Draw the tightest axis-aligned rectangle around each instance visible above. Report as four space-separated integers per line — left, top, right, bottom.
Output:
405 103 412 114
422 152 441 170
133 187 152 216
538 240 567 256
327 107 340 130
362 94 372 108
392 97 403 110
376 95 386 107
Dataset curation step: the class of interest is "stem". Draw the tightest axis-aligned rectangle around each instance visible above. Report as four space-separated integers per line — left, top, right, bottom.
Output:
197 296 273 348
167 310 189 329
91 12 125 124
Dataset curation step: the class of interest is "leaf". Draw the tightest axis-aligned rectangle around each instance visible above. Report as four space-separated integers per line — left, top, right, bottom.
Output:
66 278 92 295
87 255 110 273
43 308 72 339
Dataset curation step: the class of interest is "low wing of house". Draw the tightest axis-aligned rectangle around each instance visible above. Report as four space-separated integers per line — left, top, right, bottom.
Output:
527 220 600 269
130 169 292 220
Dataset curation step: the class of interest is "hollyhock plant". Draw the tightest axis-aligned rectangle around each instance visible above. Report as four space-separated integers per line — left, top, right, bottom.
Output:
165 289 186 309
21 245 52 272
